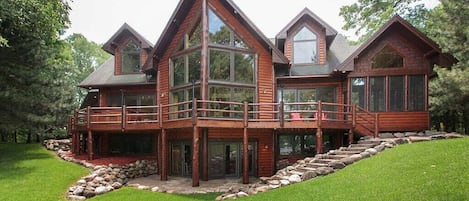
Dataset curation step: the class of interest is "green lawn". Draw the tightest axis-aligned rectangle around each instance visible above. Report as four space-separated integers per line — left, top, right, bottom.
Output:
0 144 89 201
1 138 468 201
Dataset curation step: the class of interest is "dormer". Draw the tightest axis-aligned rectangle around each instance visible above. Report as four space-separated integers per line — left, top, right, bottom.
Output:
102 23 153 75
276 8 338 71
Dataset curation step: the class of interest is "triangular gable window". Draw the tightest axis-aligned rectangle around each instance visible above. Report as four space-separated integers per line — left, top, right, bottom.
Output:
372 46 404 68
208 9 249 49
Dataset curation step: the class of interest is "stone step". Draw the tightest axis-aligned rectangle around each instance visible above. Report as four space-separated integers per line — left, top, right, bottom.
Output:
306 162 329 168
332 150 362 155
344 147 368 152
313 158 338 164
324 154 350 160
349 143 375 148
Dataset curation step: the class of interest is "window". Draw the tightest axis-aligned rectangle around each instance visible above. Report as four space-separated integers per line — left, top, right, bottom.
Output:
209 50 254 84
408 75 425 111
278 87 336 118
350 75 426 112
170 87 201 119
209 9 248 48
171 51 201 87
293 27 318 64
372 46 403 68
109 134 154 155
107 93 154 107
278 134 333 156
121 41 141 73
351 78 366 108
209 86 255 118
369 77 385 112
389 76 405 111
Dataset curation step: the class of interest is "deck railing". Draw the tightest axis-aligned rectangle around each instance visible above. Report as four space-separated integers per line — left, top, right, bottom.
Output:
70 99 378 136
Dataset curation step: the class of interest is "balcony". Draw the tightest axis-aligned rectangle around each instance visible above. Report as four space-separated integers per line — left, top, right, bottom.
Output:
69 100 379 137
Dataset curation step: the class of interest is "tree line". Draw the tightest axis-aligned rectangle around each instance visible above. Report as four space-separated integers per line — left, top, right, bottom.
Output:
0 0 109 143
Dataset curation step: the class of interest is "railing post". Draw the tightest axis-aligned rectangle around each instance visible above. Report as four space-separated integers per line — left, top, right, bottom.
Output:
374 113 379 138
352 104 357 128
243 101 249 184
122 105 126 130
158 104 163 128
279 101 284 128
192 98 198 126
86 106 91 130
317 100 322 127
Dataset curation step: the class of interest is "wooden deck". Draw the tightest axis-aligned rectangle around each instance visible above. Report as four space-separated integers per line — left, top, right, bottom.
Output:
69 100 378 137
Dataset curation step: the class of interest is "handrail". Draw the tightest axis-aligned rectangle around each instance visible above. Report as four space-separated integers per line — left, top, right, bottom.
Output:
70 99 378 135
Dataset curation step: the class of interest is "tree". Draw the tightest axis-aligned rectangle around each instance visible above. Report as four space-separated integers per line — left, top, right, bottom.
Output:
426 0 469 68
65 34 110 105
429 67 469 133
0 0 73 138
339 0 432 43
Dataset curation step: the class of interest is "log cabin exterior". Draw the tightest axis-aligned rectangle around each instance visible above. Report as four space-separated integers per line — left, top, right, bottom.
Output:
69 0 454 187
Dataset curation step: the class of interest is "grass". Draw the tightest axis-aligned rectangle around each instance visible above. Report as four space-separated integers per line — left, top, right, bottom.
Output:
0 144 89 201
240 138 469 201
1 138 468 201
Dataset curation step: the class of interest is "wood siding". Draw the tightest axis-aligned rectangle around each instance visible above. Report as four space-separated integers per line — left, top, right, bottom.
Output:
377 112 429 132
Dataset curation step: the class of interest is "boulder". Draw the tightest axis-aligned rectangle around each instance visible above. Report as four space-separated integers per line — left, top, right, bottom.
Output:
151 186 160 192
68 195 86 200
365 148 378 155
301 171 317 180
237 191 249 198
328 161 346 169
288 174 302 183
95 186 109 194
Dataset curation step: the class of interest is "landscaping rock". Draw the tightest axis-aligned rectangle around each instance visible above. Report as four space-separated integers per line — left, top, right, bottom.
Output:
328 161 346 169
288 174 302 183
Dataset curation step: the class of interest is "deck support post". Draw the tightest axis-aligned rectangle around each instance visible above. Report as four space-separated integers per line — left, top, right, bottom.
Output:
87 130 93 160
161 129 168 181
316 128 323 154
243 101 249 184
192 126 200 187
202 128 208 181
157 132 161 175
348 129 354 145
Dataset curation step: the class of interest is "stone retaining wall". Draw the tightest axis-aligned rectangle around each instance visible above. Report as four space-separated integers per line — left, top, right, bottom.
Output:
43 139 157 200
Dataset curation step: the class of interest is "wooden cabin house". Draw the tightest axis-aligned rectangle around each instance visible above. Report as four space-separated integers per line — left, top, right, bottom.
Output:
69 0 454 187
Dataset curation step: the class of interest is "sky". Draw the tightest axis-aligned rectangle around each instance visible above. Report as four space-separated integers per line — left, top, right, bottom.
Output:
66 0 358 44
66 0 439 44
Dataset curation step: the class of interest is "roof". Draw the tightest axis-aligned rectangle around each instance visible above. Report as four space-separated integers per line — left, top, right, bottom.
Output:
337 15 451 72
102 23 153 55
143 0 289 72
276 7 338 39
78 56 151 88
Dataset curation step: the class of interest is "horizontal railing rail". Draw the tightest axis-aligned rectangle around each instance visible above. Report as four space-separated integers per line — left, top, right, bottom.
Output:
69 99 378 135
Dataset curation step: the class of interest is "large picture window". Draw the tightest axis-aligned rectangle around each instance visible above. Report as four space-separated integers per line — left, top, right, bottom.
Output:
121 41 141 73
350 75 426 112
293 27 318 64
209 50 254 84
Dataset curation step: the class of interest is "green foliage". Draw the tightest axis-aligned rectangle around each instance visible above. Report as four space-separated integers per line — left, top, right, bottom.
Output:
0 144 88 201
429 67 469 133
65 33 110 105
339 0 432 43
426 0 469 68
0 0 73 135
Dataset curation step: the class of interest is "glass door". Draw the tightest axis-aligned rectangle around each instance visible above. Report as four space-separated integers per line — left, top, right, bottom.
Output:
208 142 256 178
170 142 192 177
